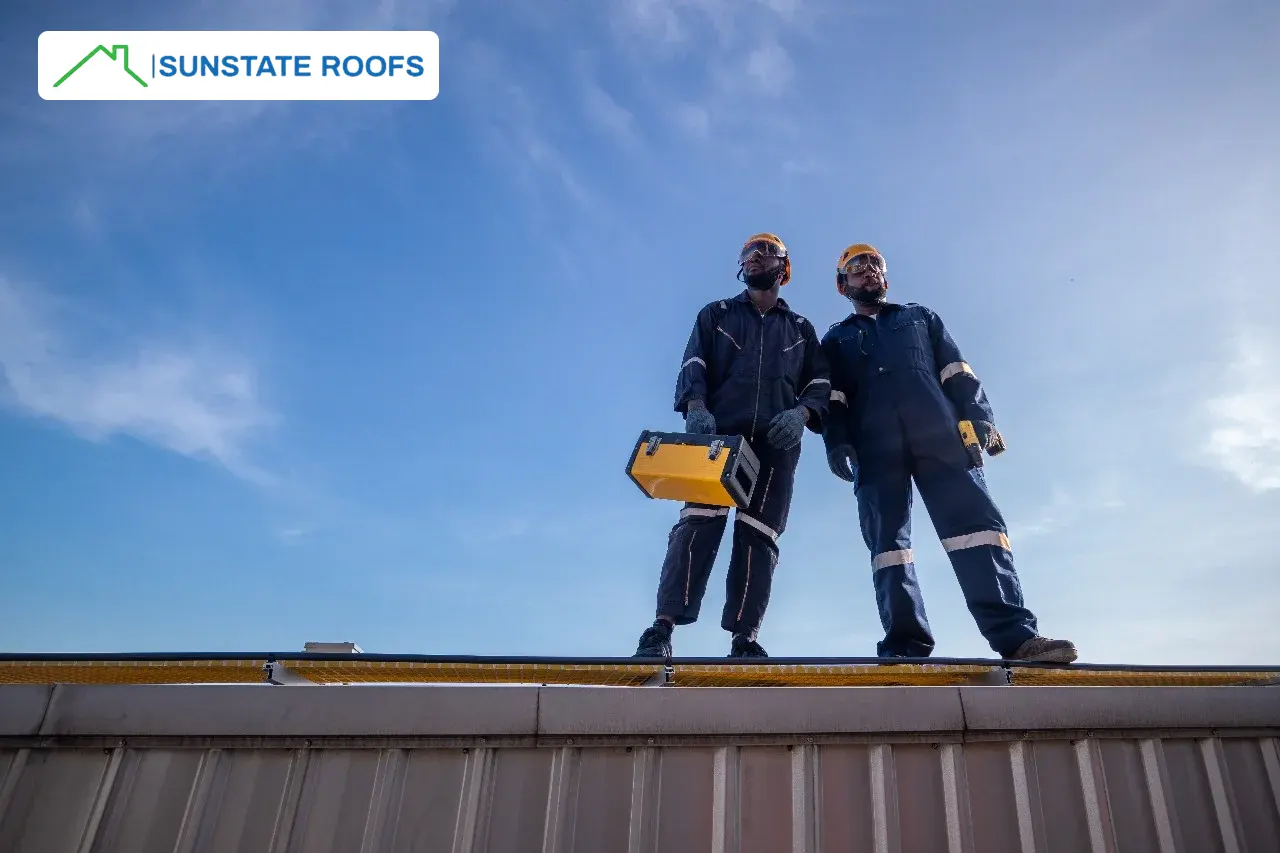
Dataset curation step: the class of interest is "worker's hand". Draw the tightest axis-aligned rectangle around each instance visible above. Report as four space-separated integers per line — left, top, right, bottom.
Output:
766 407 806 450
685 403 716 435
973 420 1007 456
826 444 857 482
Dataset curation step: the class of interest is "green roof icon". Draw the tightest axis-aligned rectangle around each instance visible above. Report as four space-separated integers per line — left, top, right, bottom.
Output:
53 44 148 88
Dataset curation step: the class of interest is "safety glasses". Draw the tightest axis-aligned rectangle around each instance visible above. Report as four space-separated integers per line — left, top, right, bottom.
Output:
840 252 886 276
739 239 788 265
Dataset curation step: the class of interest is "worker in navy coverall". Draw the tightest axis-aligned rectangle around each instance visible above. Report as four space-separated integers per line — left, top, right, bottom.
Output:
633 233 831 659
821 243 1077 663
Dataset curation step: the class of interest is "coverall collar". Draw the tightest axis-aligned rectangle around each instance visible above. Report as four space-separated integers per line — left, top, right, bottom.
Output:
733 289 792 314
838 301 905 325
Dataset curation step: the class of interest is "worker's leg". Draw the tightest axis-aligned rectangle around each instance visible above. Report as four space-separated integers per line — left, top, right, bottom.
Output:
655 503 730 625
856 448 936 657
720 442 799 643
911 455 1038 657
634 502 729 657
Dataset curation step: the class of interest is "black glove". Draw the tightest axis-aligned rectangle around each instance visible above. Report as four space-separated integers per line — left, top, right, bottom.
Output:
685 405 716 435
766 406 807 450
826 444 857 482
973 420 1007 456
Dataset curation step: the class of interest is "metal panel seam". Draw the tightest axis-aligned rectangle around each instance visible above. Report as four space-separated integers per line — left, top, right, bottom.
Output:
73 744 124 853
1138 738 1179 853
1261 737 1280 821
1199 738 1243 853
36 683 58 736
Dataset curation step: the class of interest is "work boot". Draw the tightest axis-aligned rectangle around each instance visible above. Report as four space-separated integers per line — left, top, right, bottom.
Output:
1008 636 1077 663
729 634 768 658
633 620 673 659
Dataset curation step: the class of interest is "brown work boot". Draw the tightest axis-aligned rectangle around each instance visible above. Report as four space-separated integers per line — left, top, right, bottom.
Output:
1009 636 1077 663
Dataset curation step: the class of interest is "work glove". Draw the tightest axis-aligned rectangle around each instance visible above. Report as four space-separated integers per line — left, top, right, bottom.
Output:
826 443 857 482
973 420 1007 456
685 404 716 435
766 406 807 450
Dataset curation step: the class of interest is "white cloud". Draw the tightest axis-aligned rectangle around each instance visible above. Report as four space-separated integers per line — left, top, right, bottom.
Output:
1008 475 1127 541
745 42 794 95
1204 330 1280 492
607 1 810 152
0 276 275 483
581 80 638 144
674 103 712 139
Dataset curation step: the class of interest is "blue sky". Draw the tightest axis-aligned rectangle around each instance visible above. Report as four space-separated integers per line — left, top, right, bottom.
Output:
1 0 1277 664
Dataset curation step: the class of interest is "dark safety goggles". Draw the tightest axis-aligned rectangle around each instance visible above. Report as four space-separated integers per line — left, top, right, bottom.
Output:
840 253 886 276
739 239 788 265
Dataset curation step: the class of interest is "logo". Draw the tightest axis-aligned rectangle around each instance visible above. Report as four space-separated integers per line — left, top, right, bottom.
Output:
39 31 440 101
53 44 148 88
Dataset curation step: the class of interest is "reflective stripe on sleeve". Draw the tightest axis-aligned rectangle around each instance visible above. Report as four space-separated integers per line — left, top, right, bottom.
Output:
940 361 975 382
831 390 848 405
681 357 706 371
941 531 1011 552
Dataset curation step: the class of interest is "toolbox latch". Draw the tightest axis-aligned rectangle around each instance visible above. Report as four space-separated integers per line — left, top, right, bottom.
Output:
645 435 662 456
708 439 724 460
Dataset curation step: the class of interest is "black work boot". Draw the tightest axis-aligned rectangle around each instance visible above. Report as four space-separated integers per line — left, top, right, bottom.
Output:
1008 636 1077 664
729 634 768 658
633 620 673 658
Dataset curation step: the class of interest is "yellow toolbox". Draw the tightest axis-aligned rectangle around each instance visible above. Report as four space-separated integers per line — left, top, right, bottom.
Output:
625 430 760 508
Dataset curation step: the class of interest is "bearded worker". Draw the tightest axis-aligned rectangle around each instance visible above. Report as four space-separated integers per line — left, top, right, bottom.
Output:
820 242 1077 663
633 233 831 659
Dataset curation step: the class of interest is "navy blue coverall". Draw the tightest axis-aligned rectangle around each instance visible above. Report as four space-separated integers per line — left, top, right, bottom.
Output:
820 302 1038 658
655 291 831 639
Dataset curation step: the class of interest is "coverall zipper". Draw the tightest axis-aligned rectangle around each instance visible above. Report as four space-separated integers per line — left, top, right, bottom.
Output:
750 309 764 442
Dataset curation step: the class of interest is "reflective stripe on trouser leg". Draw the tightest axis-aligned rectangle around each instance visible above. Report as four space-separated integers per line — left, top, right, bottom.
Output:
655 504 728 625
721 441 796 638
914 461 1038 655
856 455 936 657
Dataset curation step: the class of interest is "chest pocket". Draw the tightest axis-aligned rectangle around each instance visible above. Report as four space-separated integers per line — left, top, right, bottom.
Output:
780 333 806 383
887 317 934 372
836 328 869 373
761 318 803 380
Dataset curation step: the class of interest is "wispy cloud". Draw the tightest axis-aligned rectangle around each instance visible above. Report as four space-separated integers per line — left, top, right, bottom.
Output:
0 275 275 484
453 41 597 211
744 41 794 95
1204 330 1280 492
580 77 639 146
1008 475 1127 541
605 0 818 170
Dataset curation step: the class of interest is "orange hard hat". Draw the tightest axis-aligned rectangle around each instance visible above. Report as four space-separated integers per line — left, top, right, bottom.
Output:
741 233 792 286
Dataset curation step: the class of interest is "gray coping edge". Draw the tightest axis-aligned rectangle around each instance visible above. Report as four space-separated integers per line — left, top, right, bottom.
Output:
2 683 1275 739
0 685 55 736
35 684 541 737
960 686 1280 731
537 686 966 735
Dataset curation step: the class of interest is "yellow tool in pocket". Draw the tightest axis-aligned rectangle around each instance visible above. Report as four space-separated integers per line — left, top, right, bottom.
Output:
958 419 1006 468
626 430 760 509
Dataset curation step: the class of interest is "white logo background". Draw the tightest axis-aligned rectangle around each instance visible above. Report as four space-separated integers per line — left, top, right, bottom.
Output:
38 31 440 101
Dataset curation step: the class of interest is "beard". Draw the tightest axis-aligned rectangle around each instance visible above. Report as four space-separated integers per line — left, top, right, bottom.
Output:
850 281 887 305
744 269 780 290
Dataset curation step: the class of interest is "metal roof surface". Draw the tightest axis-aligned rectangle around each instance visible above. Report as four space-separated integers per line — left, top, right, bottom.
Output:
1 682 1277 852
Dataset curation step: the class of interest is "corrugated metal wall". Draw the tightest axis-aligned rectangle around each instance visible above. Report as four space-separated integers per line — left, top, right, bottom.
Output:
2 683 1278 852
